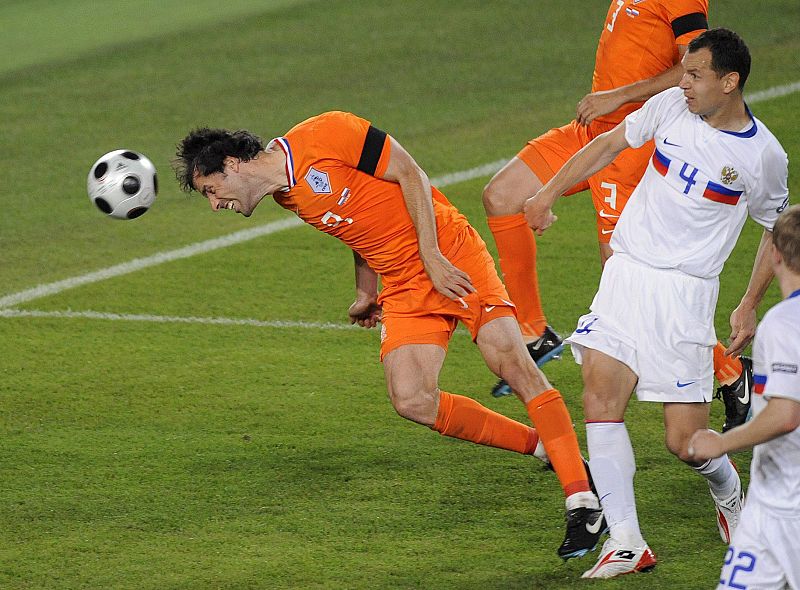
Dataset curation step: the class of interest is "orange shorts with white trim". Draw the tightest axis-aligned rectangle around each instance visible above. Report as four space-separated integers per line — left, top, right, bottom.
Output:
517 119 654 243
378 224 515 360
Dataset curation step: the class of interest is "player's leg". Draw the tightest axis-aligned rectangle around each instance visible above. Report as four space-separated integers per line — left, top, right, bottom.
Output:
663 401 743 544
482 128 587 397
476 315 605 560
483 157 548 340
477 316 590 496
578 348 657 579
383 342 544 457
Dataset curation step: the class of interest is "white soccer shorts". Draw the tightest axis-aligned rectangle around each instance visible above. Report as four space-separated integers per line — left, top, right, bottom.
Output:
716 498 800 589
567 254 717 403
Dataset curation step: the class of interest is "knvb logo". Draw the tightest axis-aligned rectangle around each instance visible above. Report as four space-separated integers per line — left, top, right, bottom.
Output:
305 167 332 194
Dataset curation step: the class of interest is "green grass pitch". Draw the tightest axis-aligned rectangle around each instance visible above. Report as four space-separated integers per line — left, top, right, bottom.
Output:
1 1 798 588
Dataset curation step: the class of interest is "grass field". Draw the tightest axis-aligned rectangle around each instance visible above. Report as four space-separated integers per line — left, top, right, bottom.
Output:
1 1 798 588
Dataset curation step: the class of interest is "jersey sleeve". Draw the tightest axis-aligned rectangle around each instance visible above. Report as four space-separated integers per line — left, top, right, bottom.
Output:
757 309 800 403
666 0 708 46
746 141 789 230
624 87 681 148
307 111 391 177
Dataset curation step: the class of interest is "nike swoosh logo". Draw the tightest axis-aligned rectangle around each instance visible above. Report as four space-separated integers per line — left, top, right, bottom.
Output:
663 137 681 147
598 210 619 218
484 305 496 313
677 381 696 388
586 516 604 534
601 229 614 235
737 381 751 405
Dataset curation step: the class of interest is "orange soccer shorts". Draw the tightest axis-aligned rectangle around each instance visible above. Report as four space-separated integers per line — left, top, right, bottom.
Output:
518 119 654 242
378 224 516 360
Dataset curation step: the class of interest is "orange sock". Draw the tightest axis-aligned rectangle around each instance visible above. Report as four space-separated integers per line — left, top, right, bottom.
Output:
487 213 547 337
713 341 743 385
433 391 539 455
525 389 590 497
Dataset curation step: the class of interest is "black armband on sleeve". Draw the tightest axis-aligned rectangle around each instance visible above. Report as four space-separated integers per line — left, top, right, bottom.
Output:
671 12 708 39
357 125 387 175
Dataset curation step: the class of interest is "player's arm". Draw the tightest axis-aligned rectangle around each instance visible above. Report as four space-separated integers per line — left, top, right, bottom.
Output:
524 122 630 233
688 397 800 460
348 251 382 328
576 46 690 126
726 230 775 357
380 137 475 300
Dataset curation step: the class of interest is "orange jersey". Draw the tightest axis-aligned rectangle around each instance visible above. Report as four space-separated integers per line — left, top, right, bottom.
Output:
270 111 471 287
592 0 708 124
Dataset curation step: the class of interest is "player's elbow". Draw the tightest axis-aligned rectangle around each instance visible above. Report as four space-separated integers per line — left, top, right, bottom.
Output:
780 407 800 433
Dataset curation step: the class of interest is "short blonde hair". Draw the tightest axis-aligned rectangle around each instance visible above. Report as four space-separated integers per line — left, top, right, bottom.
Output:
773 204 800 273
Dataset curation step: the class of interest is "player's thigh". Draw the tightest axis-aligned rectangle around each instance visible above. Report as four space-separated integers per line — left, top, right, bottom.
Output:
383 343 447 425
383 342 446 396
579 347 637 420
482 157 545 216
475 316 551 395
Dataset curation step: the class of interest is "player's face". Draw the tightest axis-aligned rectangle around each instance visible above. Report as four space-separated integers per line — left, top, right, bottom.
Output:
679 48 728 117
193 160 261 217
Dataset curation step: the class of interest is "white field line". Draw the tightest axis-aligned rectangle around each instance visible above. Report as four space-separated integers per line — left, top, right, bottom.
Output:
0 80 797 311
0 308 358 331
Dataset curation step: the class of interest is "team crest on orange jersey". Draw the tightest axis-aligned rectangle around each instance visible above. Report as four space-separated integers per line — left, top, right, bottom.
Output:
720 166 739 185
305 167 332 194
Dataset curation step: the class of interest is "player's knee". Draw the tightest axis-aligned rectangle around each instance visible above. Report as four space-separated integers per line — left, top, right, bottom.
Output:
482 179 500 214
664 431 693 463
482 177 518 216
389 385 436 426
582 387 625 421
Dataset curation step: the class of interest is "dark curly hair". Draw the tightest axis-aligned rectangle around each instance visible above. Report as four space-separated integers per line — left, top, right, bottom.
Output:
174 127 265 193
688 28 751 91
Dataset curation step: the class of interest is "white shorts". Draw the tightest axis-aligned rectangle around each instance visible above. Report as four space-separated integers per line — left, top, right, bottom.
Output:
566 254 717 403
716 498 800 590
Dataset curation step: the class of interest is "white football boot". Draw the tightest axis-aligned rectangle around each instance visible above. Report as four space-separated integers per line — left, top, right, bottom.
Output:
710 474 744 544
581 537 657 579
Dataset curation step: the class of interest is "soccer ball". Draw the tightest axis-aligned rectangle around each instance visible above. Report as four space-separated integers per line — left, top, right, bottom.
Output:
87 150 157 220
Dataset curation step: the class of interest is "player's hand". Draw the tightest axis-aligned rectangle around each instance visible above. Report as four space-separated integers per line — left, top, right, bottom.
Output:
726 302 757 357
576 89 625 126
348 297 382 328
423 253 476 301
687 429 725 461
524 193 557 235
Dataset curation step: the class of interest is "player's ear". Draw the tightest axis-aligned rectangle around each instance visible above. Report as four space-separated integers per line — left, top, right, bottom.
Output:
771 240 783 268
722 71 740 95
223 156 241 171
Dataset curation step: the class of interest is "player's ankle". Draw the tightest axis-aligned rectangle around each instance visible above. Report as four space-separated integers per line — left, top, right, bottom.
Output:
566 491 599 510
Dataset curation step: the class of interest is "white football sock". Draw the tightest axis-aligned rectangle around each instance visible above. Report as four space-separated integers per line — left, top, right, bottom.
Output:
694 455 739 499
586 421 645 547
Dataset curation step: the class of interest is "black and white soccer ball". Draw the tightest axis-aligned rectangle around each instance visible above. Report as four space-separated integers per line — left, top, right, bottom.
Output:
87 150 157 220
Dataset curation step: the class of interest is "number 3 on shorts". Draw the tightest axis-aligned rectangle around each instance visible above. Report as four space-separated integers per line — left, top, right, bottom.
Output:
720 546 757 589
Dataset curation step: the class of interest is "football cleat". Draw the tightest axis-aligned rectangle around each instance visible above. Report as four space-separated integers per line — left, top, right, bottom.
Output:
558 506 607 561
715 356 753 433
581 538 657 579
710 473 744 544
491 325 564 397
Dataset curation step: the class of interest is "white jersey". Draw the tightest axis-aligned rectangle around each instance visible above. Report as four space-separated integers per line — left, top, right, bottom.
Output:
615 86 788 279
748 291 800 517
